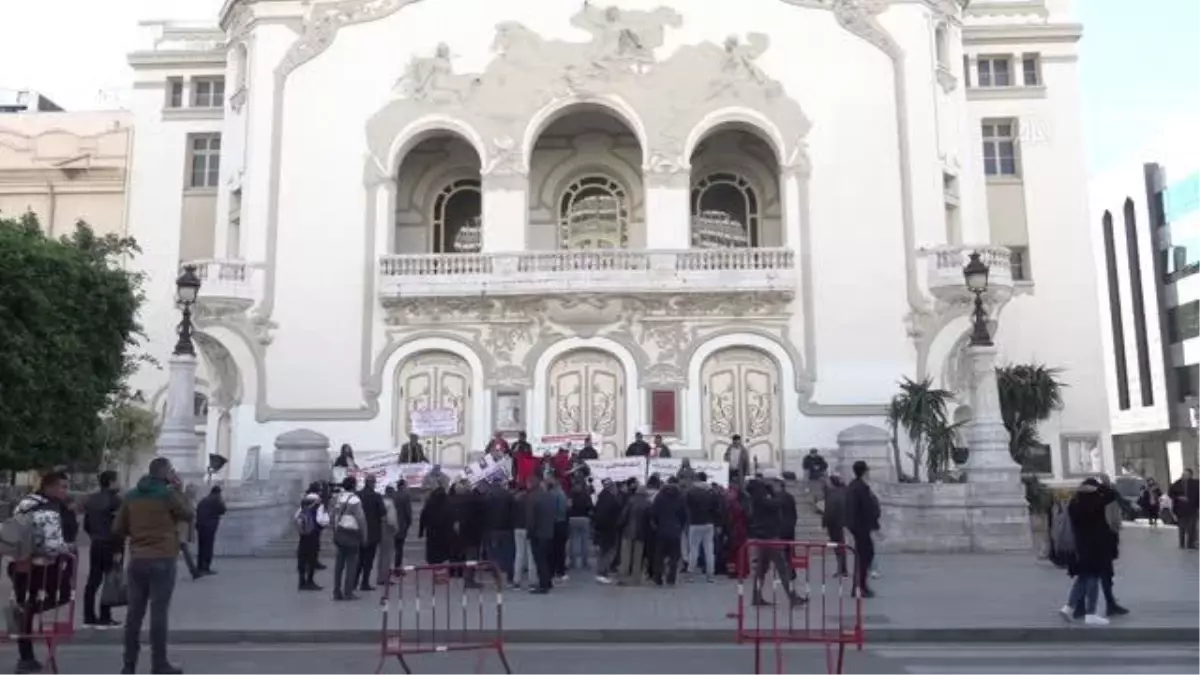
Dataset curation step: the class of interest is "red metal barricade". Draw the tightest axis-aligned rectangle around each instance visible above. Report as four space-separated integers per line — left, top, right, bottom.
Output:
376 560 510 675
727 540 864 675
1 554 78 674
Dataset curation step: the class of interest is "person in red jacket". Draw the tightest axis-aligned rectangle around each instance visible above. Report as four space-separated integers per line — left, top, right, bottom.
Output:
552 446 573 488
513 433 538 488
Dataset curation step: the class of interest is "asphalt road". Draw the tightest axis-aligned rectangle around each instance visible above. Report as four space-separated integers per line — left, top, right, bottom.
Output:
9 642 1197 674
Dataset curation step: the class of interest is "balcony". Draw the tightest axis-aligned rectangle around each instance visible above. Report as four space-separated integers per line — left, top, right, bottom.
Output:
923 245 1015 304
185 259 263 314
378 248 796 300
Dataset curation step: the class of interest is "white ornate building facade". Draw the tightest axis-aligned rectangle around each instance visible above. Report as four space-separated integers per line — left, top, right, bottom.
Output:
124 0 1112 481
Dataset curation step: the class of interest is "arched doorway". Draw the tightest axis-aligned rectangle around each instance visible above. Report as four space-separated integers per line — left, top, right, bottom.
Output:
700 347 781 466
395 350 474 466
545 349 626 457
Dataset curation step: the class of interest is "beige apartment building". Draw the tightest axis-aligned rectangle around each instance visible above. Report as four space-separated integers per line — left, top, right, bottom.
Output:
0 99 133 237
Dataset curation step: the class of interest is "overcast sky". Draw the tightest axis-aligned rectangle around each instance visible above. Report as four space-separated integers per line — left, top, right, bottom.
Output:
1 0 1195 173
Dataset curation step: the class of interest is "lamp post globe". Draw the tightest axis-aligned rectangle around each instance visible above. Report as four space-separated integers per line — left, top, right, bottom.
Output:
963 251 993 347
173 265 202 356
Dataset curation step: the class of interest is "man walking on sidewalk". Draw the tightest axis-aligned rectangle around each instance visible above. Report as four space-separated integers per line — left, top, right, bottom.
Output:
845 461 880 599
83 470 123 627
113 457 194 675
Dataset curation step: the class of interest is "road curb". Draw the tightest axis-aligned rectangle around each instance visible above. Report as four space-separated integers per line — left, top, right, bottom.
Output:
66 627 1200 645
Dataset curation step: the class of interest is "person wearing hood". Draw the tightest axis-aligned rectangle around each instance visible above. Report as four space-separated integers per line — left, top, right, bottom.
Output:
1060 478 1118 625
82 470 123 628
7 471 73 674
194 486 226 576
295 483 330 591
650 477 688 586
113 458 194 675
616 479 651 586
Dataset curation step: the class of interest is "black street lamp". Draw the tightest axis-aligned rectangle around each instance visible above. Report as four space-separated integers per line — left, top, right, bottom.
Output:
174 265 202 356
963 251 992 347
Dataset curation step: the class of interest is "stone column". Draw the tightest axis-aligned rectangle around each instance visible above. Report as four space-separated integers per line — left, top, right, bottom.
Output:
156 354 204 482
482 172 528 252
643 167 691 249
836 424 895 482
964 344 1022 484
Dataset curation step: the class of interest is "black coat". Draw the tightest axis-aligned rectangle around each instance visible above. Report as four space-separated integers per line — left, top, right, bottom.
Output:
592 489 622 542
1169 477 1199 517
452 489 484 548
83 489 122 543
625 441 651 457
779 490 798 539
419 489 455 564
1068 487 1116 577
482 487 515 532
578 445 599 461
685 486 718 526
196 493 227 530
844 479 879 535
651 485 688 540
357 487 386 544
391 490 413 537
527 488 559 541
747 485 782 540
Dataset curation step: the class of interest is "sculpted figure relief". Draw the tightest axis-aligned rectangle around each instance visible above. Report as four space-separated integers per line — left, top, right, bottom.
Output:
393 42 476 104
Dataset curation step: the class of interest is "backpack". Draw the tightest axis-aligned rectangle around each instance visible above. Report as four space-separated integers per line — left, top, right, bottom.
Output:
0 500 48 562
294 506 318 536
1049 501 1075 569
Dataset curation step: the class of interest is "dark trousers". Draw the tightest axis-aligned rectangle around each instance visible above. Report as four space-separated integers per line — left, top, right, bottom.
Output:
123 557 177 671
752 547 796 598
551 521 568 577
531 537 553 591
653 535 682 585
1178 512 1199 548
393 536 406 569
851 530 874 594
8 560 71 661
196 524 217 573
357 542 378 588
334 544 360 598
1075 574 1120 615
826 526 847 575
485 530 515 582
179 542 198 578
84 541 117 623
296 533 321 585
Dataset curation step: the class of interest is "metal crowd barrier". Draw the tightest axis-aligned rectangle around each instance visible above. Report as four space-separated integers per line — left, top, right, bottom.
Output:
376 560 511 674
1 553 77 674
728 539 864 674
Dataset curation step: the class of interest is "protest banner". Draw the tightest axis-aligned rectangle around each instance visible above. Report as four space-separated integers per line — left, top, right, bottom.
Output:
336 452 456 490
410 408 459 437
535 433 599 455
585 457 647 485
647 458 731 487
462 454 512 485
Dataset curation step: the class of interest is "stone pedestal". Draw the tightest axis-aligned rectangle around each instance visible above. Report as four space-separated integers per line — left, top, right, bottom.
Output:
156 355 204 483
270 429 333 492
836 424 895 482
964 345 1023 485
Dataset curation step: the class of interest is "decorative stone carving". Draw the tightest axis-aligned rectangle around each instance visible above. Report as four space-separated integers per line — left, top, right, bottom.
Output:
194 302 276 347
366 6 811 188
194 332 243 409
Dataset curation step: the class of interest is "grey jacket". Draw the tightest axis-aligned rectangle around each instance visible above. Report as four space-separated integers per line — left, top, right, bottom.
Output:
526 488 559 541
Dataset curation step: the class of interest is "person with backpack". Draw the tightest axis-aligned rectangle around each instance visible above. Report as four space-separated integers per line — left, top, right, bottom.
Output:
331 476 367 601
3 470 72 674
82 469 123 627
295 484 329 591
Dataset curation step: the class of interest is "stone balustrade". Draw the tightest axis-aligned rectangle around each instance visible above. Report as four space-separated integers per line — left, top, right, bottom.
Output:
378 247 796 299
923 244 1014 302
184 259 263 311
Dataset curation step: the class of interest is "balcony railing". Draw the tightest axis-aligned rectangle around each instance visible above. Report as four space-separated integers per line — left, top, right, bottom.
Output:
923 245 1014 302
184 259 263 310
378 248 796 299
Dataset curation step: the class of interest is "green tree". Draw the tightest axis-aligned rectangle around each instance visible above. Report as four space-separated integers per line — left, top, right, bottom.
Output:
996 364 1065 468
0 212 148 471
885 377 959 482
99 404 160 483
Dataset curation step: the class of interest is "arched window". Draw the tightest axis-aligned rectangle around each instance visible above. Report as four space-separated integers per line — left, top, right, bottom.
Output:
559 175 629 249
432 179 482 253
691 172 759 248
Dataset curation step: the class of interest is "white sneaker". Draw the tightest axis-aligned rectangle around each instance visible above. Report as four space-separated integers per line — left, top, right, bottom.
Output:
870 570 881 579
595 575 613 585
1058 605 1075 622
1084 614 1110 626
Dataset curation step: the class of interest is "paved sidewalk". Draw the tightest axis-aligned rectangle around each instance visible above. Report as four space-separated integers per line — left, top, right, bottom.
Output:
61 526 1199 643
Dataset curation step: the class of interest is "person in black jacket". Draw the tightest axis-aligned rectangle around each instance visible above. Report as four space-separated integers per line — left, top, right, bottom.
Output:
391 480 414 568
83 470 123 626
454 482 486 588
355 475 386 591
419 487 454 565
684 473 718 581
1060 478 1118 624
482 483 515 584
527 478 560 594
844 461 880 598
746 479 803 606
194 486 226 575
592 479 622 584
1169 469 1199 549
578 436 600 461
625 432 651 457
567 481 594 571
822 476 848 576
650 478 688 585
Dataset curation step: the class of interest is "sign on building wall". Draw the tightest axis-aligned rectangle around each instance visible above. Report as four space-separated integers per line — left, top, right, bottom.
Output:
410 408 458 437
